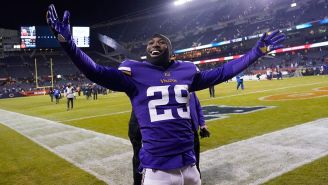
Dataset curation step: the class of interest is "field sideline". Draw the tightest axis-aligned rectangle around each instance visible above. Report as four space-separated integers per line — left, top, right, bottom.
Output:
1 76 328 184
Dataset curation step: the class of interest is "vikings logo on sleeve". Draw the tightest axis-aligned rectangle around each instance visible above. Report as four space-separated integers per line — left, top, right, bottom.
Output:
118 66 131 76
118 60 134 76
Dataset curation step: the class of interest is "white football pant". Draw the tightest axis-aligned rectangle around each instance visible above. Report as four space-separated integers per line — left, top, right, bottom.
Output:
142 165 201 185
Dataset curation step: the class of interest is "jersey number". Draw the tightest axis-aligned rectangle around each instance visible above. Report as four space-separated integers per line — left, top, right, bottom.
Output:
147 85 190 122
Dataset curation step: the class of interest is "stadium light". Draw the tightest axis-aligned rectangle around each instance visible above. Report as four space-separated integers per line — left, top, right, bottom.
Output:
174 0 193 6
291 3 297 8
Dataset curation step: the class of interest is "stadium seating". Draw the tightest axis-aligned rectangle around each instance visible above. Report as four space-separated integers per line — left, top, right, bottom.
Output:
1 0 327 94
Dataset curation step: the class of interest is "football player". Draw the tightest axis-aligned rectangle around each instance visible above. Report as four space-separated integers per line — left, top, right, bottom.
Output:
47 4 285 185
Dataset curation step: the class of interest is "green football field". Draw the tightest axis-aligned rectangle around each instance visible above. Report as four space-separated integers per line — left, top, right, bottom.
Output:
1 75 328 185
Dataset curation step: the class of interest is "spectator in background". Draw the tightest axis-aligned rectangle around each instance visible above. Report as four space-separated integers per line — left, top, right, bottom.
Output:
92 83 98 100
266 68 273 80
256 73 261 80
48 87 54 102
53 87 61 104
277 68 283 80
85 84 92 100
64 83 75 110
236 72 245 90
76 86 81 96
209 85 215 98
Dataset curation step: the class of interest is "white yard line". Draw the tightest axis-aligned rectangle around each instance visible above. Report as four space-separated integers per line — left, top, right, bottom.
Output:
0 109 132 185
200 118 328 185
1 109 328 185
60 110 131 122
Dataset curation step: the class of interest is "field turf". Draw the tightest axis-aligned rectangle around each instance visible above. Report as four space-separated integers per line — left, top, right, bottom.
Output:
1 75 328 184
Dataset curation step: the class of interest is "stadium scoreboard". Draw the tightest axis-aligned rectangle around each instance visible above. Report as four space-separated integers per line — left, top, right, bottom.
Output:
72 27 90 48
20 26 36 48
20 26 90 49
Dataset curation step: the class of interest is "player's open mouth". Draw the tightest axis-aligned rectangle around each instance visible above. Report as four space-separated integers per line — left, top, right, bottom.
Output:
150 50 161 57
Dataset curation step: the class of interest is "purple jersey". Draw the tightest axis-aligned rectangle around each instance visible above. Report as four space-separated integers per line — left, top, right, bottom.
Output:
60 40 261 170
119 60 198 170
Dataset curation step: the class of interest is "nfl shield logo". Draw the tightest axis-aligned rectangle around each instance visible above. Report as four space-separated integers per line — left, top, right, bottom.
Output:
202 105 274 121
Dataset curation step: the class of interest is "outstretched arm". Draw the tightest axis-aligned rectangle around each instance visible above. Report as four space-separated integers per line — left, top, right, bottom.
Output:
190 30 285 91
46 4 135 93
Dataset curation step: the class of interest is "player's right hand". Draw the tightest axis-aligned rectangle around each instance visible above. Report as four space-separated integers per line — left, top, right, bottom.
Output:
46 4 72 43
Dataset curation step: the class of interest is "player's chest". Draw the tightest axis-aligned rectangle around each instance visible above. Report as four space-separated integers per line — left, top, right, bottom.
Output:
133 69 193 87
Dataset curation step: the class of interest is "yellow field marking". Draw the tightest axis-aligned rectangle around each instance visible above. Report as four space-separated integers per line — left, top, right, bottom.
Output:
202 82 328 102
260 86 328 101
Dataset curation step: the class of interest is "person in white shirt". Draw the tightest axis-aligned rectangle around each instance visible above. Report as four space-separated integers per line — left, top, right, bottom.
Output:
64 83 75 110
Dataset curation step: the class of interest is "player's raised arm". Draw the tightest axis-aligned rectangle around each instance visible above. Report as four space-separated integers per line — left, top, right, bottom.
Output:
190 30 285 91
46 4 135 93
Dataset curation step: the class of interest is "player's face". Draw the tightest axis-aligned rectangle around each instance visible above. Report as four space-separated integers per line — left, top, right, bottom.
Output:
146 37 168 58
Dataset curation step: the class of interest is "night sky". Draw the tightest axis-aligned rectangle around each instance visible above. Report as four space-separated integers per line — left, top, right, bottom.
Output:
0 0 173 30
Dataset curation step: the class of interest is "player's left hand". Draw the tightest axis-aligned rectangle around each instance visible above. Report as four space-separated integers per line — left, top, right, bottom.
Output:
255 30 286 56
200 126 210 138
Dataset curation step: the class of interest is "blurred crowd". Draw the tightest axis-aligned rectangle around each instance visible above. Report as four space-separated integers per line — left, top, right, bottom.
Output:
1 0 328 95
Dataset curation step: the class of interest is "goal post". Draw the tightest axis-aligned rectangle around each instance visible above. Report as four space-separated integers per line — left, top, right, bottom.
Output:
34 57 54 90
